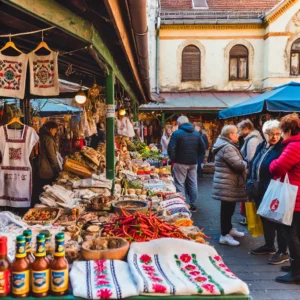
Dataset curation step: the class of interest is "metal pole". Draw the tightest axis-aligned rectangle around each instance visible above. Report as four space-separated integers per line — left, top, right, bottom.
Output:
105 70 115 182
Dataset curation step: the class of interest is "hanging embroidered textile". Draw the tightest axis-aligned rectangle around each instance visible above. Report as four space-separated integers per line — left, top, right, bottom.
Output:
0 53 28 99
28 51 59 96
0 125 39 208
128 238 249 296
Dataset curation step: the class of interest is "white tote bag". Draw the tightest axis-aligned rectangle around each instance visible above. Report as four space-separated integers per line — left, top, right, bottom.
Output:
257 174 298 225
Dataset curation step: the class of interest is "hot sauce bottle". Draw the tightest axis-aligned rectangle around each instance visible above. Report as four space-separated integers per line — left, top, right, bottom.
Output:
23 230 35 264
50 233 68 296
11 235 30 298
40 230 52 263
31 234 50 298
0 236 11 298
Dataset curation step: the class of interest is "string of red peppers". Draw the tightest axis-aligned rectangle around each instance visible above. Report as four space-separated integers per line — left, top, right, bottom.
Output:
103 210 192 243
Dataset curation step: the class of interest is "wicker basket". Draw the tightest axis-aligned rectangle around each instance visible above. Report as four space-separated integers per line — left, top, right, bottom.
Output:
22 208 62 225
81 237 129 261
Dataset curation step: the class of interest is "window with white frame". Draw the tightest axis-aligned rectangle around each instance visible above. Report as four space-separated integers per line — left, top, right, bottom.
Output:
182 45 201 82
192 0 208 9
291 39 300 75
229 45 249 80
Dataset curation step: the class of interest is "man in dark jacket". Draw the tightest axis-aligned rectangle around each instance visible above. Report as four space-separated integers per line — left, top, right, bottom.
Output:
168 116 205 212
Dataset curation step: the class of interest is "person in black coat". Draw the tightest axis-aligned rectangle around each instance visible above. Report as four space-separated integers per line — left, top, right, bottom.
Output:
90 122 106 150
247 120 289 265
168 116 205 212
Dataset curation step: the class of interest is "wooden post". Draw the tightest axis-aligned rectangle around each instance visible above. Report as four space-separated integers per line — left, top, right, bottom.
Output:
105 70 115 182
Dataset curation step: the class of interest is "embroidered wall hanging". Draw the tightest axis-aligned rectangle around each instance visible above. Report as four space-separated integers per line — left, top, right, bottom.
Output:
28 51 59 96
0 53 28 99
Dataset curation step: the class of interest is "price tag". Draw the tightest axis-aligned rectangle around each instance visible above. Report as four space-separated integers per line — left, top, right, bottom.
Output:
106 104 115 118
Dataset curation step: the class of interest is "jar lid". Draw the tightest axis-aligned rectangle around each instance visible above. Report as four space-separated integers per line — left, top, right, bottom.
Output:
23 229 32 237
55 233 64 241
36 234 45 242
16 235 25 242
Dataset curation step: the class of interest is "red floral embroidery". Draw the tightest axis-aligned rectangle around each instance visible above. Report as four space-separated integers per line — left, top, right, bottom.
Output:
97 288 113 299
209 256 237 279
195 276 207 282
219 264 226 268
140 254 152 265
95 260 106 273
150 276 163 282
185 264 196 270
152 284 167 293
97 280 110 286
202 284 215 294
142 265 155 271
214 256 221 262
180 254 192 263
189 271 201 276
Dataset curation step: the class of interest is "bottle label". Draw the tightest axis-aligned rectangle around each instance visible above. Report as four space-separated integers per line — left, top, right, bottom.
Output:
25 237 32 253
51 269 68 292
32 269 49 293
54 240 65 256
35 240 46 257
16 242 26 258
0 270 11 295
12 270 30 295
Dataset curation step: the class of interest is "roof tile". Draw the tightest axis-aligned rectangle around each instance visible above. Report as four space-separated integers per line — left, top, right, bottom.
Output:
161 0 281 12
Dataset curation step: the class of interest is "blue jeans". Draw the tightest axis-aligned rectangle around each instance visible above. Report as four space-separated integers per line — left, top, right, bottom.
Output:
173 163 198 206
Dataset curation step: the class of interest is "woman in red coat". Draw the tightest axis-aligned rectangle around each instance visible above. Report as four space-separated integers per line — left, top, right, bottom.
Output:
269 113 300 284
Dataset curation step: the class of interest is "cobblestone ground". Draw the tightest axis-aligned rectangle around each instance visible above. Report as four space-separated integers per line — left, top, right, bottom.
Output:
192 176 300 300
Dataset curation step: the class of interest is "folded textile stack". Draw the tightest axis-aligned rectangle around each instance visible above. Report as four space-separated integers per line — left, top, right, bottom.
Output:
40 185 76 208
158 198 191 218
73 176 113 190
128 238 249 296
70 260 138 299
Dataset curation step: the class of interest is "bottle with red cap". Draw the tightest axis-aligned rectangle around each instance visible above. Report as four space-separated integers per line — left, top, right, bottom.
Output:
0 236 11 298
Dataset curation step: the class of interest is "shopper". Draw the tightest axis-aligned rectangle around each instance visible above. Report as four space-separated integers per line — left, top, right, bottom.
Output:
90 122 106 150
197 123 209 178
269 113 300 284
38 121 61 188
238 119 263 162
237 119 263 226
168 116 205 212
212 125 247 246
161 125 172 154
247 120 289 264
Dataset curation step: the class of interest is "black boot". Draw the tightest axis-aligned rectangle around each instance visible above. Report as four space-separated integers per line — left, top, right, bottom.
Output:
281 265 291 272
276 258 300 284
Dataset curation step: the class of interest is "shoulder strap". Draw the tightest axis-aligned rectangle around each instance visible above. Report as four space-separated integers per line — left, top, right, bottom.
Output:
244 135 256 158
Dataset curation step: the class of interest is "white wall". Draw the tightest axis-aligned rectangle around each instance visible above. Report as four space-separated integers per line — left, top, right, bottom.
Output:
156 1 300 92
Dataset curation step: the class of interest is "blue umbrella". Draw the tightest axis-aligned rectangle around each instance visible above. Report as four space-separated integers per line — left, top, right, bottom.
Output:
218 82 300 119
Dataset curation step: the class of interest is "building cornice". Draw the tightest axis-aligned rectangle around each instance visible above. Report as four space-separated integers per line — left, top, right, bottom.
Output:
264 0 298 26
264 32 293 39
160 24 264 30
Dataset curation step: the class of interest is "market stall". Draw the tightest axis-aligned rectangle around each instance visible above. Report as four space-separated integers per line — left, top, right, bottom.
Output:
0 137 251 299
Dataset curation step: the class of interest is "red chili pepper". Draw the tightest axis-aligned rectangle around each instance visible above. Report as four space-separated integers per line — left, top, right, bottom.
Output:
120 216 135 225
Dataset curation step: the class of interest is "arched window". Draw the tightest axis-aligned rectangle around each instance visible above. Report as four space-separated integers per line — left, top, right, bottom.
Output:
291 39 300 75
229 45 249 80
182 45 201 81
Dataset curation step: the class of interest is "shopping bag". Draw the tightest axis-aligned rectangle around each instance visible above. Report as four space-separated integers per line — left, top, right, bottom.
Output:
245 202 263 237
257 174 298 225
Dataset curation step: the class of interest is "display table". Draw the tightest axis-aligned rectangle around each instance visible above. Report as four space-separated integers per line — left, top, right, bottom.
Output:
4 295 252 300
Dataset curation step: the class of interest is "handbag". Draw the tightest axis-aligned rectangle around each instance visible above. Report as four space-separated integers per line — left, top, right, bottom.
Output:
245 202 263 237
257 174 298 225
246 179 262 198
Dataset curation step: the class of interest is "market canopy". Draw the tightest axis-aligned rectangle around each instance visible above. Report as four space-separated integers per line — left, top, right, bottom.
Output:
139 92 259 112
218 82 300 119
31 99 81 117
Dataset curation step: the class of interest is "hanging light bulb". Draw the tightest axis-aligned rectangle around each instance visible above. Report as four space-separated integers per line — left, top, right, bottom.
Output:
75 81 87 104
119 109 126 116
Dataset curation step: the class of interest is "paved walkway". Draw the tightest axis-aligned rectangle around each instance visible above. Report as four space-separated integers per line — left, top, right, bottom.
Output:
192 176 300 300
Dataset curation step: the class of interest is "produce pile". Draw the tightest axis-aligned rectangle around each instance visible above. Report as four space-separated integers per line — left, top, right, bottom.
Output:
103 210 208 244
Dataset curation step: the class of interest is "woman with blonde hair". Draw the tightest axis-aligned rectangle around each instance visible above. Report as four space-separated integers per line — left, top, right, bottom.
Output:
161 125 172 154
